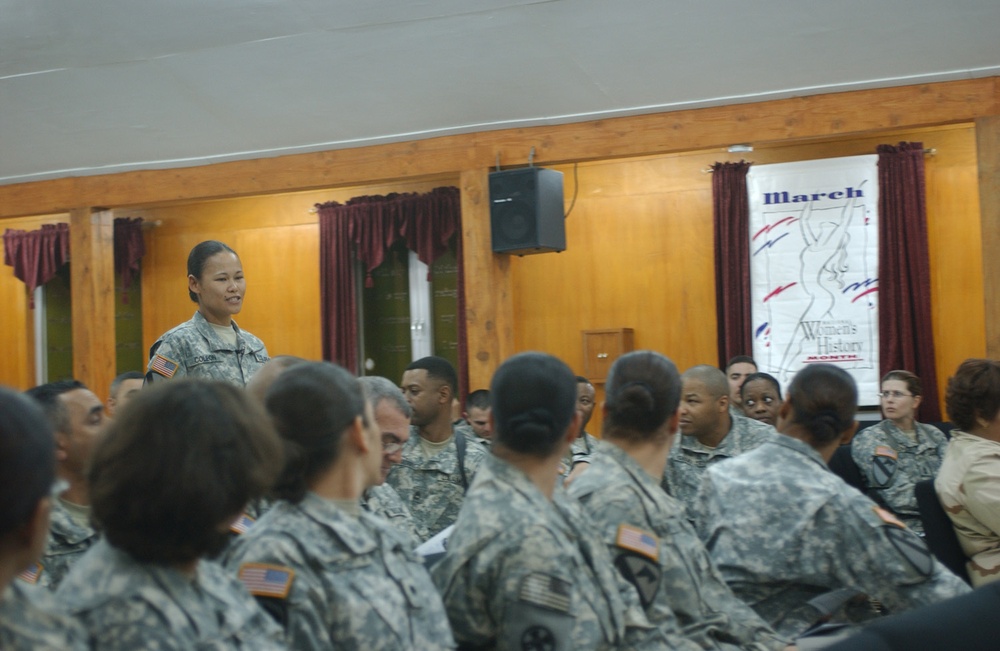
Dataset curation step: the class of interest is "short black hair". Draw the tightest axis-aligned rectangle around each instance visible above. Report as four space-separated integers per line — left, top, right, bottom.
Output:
0 388 55 537
492 352 576 457
575 376 593 386
25 379 87 434
465 389 491 411
110 371 144 398
89 379 282 564
187 240 237 303
740 372 782 400
406 356 458 396
725 355 757 372
267 362 368 504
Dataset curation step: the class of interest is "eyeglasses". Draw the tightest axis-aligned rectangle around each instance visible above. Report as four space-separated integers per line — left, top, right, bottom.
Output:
381 435 404 454
878 390 913 399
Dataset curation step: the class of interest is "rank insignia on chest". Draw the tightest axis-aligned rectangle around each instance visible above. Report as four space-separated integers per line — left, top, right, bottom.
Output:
150 354 179 378
238 563 295 599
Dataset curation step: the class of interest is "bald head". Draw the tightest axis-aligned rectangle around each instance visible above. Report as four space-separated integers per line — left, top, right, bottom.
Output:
246 355 306 405
682 365 730 399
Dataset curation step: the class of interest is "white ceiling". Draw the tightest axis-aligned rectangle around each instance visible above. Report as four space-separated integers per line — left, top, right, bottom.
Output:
2 0 999 187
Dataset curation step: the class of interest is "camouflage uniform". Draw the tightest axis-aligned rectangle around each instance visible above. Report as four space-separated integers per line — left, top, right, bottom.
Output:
0 580 89 650
663 414 776 510
362 482 422 548
41 499 98 591
571 441 788 651
851 420 948 534
224 492 454 650
145 311 268 387
935 430 1000 587
57 539 283 650
695 435 971 639
431 454 673 650
566 430 600 471
385 424 487 541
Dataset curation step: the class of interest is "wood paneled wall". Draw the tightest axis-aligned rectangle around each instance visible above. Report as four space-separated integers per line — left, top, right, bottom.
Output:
512 125 983 431
0 78 995 420
0 213 68 390
136 181 449 367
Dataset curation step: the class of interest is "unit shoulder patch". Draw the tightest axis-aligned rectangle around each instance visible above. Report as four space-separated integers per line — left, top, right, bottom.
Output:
874 445 898 460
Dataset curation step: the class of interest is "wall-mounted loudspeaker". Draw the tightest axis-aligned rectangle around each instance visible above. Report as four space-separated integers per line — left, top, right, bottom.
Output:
489 167 565 255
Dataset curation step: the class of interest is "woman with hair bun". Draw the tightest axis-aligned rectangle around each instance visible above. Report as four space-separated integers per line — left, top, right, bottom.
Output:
935 358 1000 587
851 370 948 534
146 240 268 386
432 352 677 650
571 351 787 651
224 361 453 650
696 364 969 641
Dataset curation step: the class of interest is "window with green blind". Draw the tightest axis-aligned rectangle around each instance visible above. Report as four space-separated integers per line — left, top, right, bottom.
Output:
360 238 460 383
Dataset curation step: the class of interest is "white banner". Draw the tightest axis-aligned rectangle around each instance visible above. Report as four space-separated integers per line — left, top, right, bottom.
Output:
746 155 879 403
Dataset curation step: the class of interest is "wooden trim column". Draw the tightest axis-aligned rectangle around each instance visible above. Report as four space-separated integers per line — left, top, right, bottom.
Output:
977 116 1000 358
70 208 116 401
461 169 514 389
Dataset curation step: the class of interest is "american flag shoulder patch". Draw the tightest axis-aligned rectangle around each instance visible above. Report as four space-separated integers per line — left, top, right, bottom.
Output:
238 563 294 599
874 445 898 460
229 513 256 535
519 573 571 613
150 354 179 379
17 562 43 585
616 524 660 561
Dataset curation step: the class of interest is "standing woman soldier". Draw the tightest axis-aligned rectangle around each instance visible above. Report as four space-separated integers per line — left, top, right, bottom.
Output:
851 370 948 534
146 240 268 386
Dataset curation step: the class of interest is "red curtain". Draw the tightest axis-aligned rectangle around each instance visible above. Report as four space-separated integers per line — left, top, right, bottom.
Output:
712 161 753 366
113 217 145 303
878 142 941 422
2 223 70 308
317 187 467 396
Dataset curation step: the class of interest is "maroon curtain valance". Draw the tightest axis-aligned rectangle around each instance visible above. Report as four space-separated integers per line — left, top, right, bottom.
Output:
317 187 466 393
320 187 461 288
114 217 145 303
877 142 941 421
711 161 753 366
3 223 70 307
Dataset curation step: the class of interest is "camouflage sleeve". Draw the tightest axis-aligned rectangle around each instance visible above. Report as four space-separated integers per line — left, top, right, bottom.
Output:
145 338 187 385
852 428 920 519
85 599 188 651
230 542 332 649
817 496 970 611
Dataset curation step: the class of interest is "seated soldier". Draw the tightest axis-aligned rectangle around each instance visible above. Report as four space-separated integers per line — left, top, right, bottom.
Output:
225 362 453 650
696 364 970 640
56 379 285 649
24 380 105 590
0 388 88 649
572 351 789 651
662 365 776 514
432 352 683 649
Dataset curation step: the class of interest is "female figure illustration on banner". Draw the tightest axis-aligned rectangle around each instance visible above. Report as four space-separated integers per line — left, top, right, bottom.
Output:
777 194 857 381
